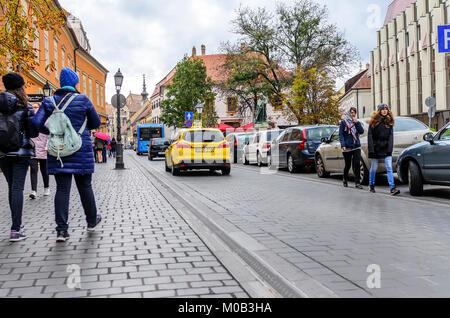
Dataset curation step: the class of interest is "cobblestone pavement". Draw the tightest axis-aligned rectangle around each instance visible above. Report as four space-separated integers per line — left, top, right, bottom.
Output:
0 157 248 298
143 156 450 298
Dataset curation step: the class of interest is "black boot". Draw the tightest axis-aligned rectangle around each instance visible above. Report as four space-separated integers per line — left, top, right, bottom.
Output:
369 185 376 193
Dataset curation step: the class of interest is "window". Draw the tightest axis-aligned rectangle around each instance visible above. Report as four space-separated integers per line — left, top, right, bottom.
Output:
183 130 224 143
394 118 428 132
54 39 59 80
227 97 237 112
290 129 302 141
44 31 49 70
439 127 450 140
83 74 87 95
281 130 291 142
307 127 337 141
96 82 100 106
33 24 39 62
61 49 65 68
100 85 104 108
89 78 93 100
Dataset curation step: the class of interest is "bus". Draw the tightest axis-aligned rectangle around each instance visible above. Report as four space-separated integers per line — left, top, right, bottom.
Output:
136 124 164 155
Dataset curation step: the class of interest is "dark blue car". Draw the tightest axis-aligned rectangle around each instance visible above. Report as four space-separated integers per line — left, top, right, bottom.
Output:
397 122 450 196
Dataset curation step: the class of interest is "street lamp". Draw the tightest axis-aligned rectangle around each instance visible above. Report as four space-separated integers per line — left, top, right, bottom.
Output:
115 69 125 170
43 81 52 97
195 103 204 128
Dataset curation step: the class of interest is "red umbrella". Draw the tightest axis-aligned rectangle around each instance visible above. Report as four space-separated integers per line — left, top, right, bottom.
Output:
94 132 111 141
215 123 235 132
236 122 254 132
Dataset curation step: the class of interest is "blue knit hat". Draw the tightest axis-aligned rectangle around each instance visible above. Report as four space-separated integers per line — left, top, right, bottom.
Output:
60 67 79 88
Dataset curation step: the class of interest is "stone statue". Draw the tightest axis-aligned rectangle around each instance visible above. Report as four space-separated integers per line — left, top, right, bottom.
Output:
255 93 267 125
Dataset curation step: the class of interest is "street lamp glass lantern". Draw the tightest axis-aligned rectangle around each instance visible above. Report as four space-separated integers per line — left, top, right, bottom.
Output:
114 69 124 91
195 103 204 115
43 81 52 97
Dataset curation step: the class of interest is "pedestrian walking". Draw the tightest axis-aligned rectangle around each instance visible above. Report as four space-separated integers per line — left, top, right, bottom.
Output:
368 104 400 196
0 73 39 242
94 137 104 163
110 138 117 158
102 141 108 164
29 103 50 199
32 67 102 242
339 107 365 189
91 132 98 163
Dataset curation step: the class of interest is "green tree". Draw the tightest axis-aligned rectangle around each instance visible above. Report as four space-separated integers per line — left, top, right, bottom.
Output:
0 0 66 75
284 67 340 125
161 56 218 128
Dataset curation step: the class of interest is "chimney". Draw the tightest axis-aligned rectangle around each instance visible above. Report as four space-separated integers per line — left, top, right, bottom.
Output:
366 63 370 70
201 44 206 56
192 46 197 57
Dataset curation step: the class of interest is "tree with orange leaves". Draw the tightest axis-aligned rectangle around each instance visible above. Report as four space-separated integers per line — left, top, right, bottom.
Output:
0 0 65 75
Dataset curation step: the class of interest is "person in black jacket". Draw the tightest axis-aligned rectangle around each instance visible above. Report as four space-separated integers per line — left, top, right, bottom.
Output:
339 107 365 189
368 104 400 196
0 73 39 242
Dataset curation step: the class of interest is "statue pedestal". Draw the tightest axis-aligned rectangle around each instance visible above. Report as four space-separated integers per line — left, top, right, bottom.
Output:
254 122 269 130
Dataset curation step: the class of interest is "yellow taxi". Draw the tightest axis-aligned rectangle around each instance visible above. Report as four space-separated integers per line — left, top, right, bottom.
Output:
165 128 231 176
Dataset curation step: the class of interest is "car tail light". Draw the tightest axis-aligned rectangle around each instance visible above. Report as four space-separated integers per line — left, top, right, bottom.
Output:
262 142 271 149
217 142 230 149
299 130 307 151
234 141 238 147
175 142 191 149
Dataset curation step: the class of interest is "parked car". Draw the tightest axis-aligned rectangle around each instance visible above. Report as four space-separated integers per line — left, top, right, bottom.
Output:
268 125 337 173
242 130 284 166
226 132 254 164
148 138 171 161
315 117 432 185
397 122 450 196
165 128 231 176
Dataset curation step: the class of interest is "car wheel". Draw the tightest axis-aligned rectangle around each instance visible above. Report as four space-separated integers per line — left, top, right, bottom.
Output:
171 159 180 176
408 161 424 196
222 166 231 176
243 154 249 165
287 154 298 174
360 160 370 186
316 155 330 178
165 159 171 172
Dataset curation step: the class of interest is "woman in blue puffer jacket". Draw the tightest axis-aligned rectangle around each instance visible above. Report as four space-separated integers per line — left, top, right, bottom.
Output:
32 68 102 242
0 73 39 242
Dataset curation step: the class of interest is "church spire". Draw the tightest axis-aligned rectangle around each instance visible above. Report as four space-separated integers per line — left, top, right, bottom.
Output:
141 74 149 101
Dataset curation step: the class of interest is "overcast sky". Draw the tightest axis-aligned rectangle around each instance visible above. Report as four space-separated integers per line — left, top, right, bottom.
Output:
59 0 390 102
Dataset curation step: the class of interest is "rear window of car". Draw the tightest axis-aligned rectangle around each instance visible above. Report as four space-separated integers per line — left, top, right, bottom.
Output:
183 130 224 143
153 139 168 145
306 127 336 141
394 118 428 132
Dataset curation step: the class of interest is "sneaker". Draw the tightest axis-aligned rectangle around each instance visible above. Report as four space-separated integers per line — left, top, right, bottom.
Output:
56 231 70 242
343 181 348 188
29 191 37 200
43 188 51 196
87 214 102 232
10 230 27 242
369 185 376 193
390 188 401 196
355 184 364 190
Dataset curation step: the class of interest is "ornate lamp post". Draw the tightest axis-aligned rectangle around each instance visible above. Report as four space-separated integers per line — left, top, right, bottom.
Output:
43 81 52 97
114 69 125 170
195 103 203 128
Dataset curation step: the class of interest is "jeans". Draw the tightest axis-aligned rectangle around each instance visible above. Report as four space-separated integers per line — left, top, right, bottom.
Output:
30 159 49 191
369 156 396 189
102 148 107 163
343 149 361 185
54 174 98 232
0 157 30 231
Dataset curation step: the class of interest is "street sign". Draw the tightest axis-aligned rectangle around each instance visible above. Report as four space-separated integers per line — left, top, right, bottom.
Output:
185 119 193 128
438 26 450 53
28 94 44 103
185 112 194 121
111 94 126 109
425 96 436 108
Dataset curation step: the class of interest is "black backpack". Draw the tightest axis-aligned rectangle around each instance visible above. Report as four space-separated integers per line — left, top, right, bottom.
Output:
0 93 22 153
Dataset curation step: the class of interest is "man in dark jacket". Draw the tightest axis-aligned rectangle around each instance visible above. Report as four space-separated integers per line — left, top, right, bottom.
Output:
0 73 39 242
339 107 365 189
367 104 400 196
32 67 102 242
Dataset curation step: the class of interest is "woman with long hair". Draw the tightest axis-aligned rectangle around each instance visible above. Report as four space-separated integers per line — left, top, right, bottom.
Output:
368 104 400 196
0 73 39 242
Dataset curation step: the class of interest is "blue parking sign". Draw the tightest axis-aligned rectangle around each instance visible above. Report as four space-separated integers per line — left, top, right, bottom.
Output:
185 112 194 121
438 25 450 53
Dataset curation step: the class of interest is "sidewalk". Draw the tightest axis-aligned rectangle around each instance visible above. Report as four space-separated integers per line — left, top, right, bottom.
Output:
0 158 248 298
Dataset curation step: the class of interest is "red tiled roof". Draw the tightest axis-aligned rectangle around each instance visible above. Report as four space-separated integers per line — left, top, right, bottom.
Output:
384 0 416 25
197 54 228 82
344 69 371 94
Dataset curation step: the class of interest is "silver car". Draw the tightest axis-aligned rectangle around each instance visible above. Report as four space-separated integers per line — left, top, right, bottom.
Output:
315 117 432 185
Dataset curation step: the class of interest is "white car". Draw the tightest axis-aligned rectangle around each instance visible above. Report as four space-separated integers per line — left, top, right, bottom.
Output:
242 130 283 166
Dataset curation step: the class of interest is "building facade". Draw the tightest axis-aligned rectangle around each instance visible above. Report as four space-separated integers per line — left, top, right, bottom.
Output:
371 0 450 130
339 66 373 119
1 1 109 131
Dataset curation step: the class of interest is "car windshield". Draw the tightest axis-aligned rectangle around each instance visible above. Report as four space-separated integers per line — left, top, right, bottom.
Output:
183 130 224 143
394 118 428 132
307 127 337 141
153 139 168 145
265 131 282 142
